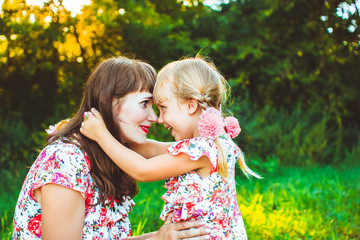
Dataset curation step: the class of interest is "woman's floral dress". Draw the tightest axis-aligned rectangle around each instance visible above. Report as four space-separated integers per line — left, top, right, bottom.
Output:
160 135 247 239
12 140 134 239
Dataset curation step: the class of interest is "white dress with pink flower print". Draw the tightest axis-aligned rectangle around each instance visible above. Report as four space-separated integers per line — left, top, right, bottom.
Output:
12 140 134 239
160 135 247 240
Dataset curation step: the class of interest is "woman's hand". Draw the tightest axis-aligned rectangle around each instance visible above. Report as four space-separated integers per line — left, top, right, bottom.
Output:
150 213 211 240
80 108 108 142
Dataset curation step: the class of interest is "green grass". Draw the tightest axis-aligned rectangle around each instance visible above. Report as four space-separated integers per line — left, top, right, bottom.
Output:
1 166 359 239
237 166 360 239
0 165 27 240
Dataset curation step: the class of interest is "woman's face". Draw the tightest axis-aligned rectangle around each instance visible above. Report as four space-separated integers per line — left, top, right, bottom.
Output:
113 91 158 144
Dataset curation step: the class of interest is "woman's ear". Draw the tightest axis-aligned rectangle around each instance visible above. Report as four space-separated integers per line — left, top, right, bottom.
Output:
187 99 199 115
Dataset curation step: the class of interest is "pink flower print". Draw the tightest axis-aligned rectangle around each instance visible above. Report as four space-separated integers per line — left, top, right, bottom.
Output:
173 139 191 153
108 195 117 208
85 187 95 206
51 172 73 188
43 158 55 171
28 214 41 237
164 178 179 191
84 155 91 167
98 208 108 226
210 189 222 203
76 177 82 185
210 165 217 174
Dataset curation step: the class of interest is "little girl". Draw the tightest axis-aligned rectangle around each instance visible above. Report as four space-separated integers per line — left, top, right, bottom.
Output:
80 57 261 239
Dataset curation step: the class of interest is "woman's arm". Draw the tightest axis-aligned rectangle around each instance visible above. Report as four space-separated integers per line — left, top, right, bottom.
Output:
80 109 212 182
35 184 85 240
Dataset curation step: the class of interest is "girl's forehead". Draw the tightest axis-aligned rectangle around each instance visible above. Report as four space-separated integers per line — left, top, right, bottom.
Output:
154 81 174 103
155 90 170 103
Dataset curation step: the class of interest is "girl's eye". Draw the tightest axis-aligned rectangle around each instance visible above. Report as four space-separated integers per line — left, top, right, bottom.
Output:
158 105 165 112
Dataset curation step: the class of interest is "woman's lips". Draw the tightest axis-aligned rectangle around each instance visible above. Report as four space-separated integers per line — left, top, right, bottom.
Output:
140 126 150 134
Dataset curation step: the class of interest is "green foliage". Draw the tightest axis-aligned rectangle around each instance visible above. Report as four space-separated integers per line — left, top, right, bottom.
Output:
207 0 360 129
1 0 358 168
0 113 46 169
226 84 360 167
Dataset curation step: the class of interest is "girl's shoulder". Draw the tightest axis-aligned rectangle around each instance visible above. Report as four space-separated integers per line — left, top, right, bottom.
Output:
168 136 216 153
167 137 219 167
168 135 240 162
168 135 237 154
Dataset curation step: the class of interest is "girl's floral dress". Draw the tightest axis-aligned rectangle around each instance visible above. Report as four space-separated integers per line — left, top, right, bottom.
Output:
12 140 134 239
160 135 247 239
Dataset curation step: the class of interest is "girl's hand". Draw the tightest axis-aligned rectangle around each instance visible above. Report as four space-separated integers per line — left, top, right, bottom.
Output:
80 108 108 142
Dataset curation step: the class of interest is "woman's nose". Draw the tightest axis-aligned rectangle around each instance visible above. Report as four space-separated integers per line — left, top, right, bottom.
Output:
148 108 158 123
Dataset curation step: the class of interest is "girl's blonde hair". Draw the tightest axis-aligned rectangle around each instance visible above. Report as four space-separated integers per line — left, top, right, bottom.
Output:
154 56 260 179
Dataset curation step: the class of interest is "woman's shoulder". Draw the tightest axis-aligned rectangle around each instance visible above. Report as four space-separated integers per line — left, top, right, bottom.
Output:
38 139 90 170
45 138 85 154
46 138 82 150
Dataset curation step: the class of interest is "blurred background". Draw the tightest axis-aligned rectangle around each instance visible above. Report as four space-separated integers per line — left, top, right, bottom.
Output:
0 0 359 239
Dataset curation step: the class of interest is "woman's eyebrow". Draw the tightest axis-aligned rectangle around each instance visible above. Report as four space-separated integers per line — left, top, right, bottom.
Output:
142 96 153 100
140 93 153 99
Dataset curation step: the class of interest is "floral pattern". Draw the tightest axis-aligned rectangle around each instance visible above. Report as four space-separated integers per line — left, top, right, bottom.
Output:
12 140 134 239
160 135 248 239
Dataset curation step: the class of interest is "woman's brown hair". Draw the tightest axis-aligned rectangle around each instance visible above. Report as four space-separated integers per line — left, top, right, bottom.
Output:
47 56 156 204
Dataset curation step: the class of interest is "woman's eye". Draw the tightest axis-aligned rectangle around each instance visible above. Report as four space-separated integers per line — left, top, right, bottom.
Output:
141 101 148 107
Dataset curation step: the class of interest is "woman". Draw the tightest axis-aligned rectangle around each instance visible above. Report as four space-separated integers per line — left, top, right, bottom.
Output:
12 56 210 239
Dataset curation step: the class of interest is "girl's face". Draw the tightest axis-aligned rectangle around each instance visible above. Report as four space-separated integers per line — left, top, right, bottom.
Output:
114 91 158 144
157 89 199 141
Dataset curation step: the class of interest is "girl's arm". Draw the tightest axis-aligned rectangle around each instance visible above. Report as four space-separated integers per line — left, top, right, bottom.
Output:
128 139 173 159
80 109 212 182
34 184 85 239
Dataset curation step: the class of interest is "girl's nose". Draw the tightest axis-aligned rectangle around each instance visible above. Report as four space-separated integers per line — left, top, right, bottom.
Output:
157 112 164 124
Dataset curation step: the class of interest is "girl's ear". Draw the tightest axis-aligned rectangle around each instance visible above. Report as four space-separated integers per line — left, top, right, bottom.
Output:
187 99 199 115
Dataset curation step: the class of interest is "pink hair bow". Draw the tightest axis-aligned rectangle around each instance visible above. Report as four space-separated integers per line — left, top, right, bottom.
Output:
198 107 241 139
